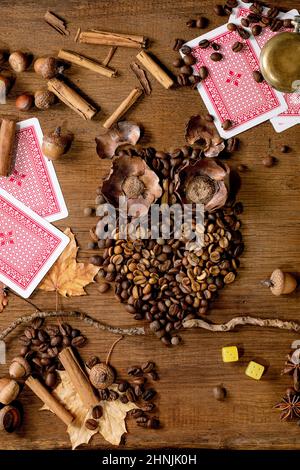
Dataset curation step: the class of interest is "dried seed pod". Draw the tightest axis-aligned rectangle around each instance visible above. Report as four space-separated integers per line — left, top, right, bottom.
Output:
42 127 73 160
15 93 34 111
0 405 22 433
34 89 56 110
262 269 297 296
9 51 30 72
89 336 122 389
9 357 31 379
34 57 65 79
0 378 20 405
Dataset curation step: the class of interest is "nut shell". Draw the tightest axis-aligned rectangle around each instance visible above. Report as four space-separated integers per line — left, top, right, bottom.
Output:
0 405 22 432
15 93 34 111
34 90 56 110
9 356 31 379
89 363 115 390
34 57 64 79
42 127 73 160
9 51 29 73
0 378 20 405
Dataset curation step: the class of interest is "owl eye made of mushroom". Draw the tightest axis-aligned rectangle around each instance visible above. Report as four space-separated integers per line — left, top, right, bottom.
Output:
174 157 230 212
101 155 163 218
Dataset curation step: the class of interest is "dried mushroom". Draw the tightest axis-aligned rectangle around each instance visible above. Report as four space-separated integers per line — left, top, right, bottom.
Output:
96 121 141 159
174 157 230 212
101 155 162 217
185 114 225 158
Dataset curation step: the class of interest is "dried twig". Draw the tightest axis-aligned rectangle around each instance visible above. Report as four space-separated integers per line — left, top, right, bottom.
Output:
102 46 117 67
44 11 70 36
183 316 300 333
0 311 145 341
74 27 81 43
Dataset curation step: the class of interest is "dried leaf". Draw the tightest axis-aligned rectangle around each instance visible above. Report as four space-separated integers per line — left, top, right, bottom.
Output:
185 115 225 158
39 228 99 297
41 371 137 449
96 121 140 159
0 283 8 313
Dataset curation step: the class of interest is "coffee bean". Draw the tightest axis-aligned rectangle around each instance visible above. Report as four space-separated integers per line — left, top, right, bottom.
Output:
40 357 51 366
198 65 208 80
140 403 156 413
71 336 87 348
237 26 250 39
85 419 98 431
186 19 196 28
213 385 227 400
45 372 57 388
127 366 143 376
89 255 103 266
171 336 181 346
249 2 262 14
47 347 59 358
198 39 210 48
177 73 189 86
227 137 239 152
241 18 249 27
63 336 71 347
118 381 129 393
173 58 183 68
270 18 283 32
134 385 144 397
19 335 31 346
253 70 263 83
147 371 159 381
222 119 232 130
232 41 243 53
31 318 44 329
210 52 222 62
83 207 94 217
173 38 185 51
262 155 276 167
224 6 232 15
280 145 290 153
59 323 72 336
180 65 193 75
92 405 103 419
211 43 221 51
136 416 148 424
50 336 62 347
237 164 248 172
109 390 119 401
267 7 279 18
226 0 238 7
247 13 260 24
128 409 144 418
147 417 160 429
150 320 161 332
142 388 156 401
126 388 136 402
141 361 155 373
24 327 36 340
120 395 129 404
20 346 29 356
86 356 100 369
196 16 208 29
183 54 196 66
227 23 237 32
98 282 111 294
283 19 293 28
214 5 225 16
180 45 191 55
99 388 110 400
252 24 262 36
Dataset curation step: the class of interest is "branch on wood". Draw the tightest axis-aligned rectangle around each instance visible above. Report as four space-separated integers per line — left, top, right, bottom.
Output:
0 311 145 341
183 316 300 333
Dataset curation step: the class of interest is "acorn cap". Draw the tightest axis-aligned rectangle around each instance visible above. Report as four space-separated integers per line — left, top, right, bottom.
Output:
270 269 297 296
9 356 31 379
0 378 20 405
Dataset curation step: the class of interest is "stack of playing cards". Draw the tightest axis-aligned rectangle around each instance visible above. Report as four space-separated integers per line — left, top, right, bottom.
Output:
183 1 299 137
0 118 69 298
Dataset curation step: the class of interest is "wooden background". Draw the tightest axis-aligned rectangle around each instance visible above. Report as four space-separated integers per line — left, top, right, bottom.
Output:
0 0 300 450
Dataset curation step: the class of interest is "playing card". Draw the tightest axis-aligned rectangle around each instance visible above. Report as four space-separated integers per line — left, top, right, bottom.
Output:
230 3 300 132
0 187 69 298
183 24 288 138
0 118 68 221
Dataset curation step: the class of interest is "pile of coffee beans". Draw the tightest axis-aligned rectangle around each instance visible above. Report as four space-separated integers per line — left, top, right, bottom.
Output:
85 358 160 430
19 319 87 389
87 143 244 346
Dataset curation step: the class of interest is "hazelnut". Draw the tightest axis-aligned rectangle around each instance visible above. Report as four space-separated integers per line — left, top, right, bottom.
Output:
34 57 65 79
8 51 30 73
0 405 22 433
15 93 34 112
34 89 56 110
42 127 73 160
9 356 31 379
0 378 20 405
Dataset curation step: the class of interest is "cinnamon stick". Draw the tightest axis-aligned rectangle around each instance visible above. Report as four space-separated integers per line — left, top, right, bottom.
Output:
58 49 116 78
44 11 69 36
102 46 117 67
79 30 147 49
0 118 15 177
103 87 143 129
47 78 97 120
136 51 174 89
26 376 73 426
59 347 99 409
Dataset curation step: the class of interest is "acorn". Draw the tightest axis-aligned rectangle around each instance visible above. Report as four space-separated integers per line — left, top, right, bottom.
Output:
34 57 65 79
42 127 73 160
0 378 20 405
8 51 30 72
262 269 297 296
34 89 56 110
0 405 22 433
15 93 34 112
9 357 31 380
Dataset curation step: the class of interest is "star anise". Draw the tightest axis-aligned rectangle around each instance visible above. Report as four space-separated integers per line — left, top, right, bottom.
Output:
282 349 300 391
274 392 300 421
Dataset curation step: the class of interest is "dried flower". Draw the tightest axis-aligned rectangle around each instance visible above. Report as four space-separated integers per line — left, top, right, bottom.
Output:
274 392 300 421
101 155 162 217
174 157 230 212
185 115 225 158
96 121 140 159
282 349 300 391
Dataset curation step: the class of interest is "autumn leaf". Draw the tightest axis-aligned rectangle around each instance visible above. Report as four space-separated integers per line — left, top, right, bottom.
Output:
41 371 137 449
39 228 99 297
0 283 8 313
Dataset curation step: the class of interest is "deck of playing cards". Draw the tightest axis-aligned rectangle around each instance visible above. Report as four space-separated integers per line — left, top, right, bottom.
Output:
0 118 69 298
182 1 299 136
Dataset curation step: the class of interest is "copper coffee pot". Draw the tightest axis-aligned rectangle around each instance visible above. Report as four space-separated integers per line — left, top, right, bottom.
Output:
260 16 300 93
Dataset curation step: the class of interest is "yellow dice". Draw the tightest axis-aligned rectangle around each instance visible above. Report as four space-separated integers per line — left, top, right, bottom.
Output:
245 361 264 380
222 346 239 363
